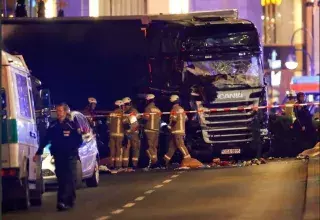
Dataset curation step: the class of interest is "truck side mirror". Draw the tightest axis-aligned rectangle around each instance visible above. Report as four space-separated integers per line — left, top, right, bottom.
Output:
40 89 52 109
1 88 7 110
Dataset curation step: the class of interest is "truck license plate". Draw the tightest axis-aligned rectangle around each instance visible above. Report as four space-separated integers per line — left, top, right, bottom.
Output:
221 149 241 155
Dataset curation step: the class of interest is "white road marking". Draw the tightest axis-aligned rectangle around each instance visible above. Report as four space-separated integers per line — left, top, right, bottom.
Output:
103 172 184 218
144 189 155 194
111 209 124 215
96 216 111 220
123 203 135 208
135 196 145 201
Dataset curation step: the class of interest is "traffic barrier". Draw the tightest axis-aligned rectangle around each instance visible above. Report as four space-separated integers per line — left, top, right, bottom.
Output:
86 102 320 118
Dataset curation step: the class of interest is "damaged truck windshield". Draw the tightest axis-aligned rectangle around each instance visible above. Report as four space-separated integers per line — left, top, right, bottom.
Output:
183 55 264 89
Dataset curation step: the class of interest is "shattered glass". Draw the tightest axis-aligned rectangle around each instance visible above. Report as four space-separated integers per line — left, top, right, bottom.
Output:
183 56 263 89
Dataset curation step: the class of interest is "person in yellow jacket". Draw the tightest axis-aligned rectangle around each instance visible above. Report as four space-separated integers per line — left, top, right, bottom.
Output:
108 100 125 170
143 94 162 168
284 90 296 123
164 95 192 166
122 97 141 169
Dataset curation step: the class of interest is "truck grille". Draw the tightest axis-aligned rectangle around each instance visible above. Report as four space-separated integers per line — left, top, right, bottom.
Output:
197 100 258 144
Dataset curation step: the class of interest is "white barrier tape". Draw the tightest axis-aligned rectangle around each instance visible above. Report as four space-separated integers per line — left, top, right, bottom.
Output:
87 102 320 118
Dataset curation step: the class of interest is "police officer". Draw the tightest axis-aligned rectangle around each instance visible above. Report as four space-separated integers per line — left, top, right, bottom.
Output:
108 100 125 170
33 103 82 211
293 92 317 151
164 95 191 166
143 94 161 168
122 97 141 169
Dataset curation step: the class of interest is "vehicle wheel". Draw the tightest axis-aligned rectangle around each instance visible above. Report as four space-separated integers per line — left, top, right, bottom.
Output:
30 181 43 206
15 177 30 210
86 160 99 188
76 160 83 189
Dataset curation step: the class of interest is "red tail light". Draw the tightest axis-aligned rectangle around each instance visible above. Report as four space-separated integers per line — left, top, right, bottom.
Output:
1 169 18 177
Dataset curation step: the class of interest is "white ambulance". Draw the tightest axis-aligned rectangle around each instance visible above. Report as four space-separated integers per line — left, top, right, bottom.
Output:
1 51 43 210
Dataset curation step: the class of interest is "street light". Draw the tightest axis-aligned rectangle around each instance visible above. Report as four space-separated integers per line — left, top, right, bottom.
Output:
285 28 315 76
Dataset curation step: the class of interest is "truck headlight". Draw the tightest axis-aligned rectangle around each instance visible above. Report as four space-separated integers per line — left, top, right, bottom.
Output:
50 158 55 164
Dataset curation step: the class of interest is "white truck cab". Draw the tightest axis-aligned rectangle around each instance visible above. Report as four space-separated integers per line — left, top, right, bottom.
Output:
1 51 43 210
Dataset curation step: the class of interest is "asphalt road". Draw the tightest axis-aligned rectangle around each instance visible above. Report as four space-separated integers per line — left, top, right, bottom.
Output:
2 160 308 220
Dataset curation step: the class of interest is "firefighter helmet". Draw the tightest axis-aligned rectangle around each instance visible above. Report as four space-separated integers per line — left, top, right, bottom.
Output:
286 90 296 97
88 97 97 104
146 94 155 100
122 97 131 104
115 100 124 106
170 95 179 103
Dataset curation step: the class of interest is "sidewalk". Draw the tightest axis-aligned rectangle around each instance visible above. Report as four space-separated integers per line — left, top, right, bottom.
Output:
304 157 320 220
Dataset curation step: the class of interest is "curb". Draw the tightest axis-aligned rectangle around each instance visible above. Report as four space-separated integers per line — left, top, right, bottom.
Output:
304 157 320 220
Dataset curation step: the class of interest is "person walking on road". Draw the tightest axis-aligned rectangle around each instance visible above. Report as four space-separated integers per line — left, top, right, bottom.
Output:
142 94 161 169
164 95 192 166
108 100 125 170
122 97 141 169
33 103 83 211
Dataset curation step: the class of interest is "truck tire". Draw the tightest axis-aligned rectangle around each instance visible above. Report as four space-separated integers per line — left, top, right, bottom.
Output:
86 160 99 188
75 160 83 189
15 177 30 210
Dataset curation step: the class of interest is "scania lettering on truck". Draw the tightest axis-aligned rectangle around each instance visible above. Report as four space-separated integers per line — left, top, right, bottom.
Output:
1 51 43 209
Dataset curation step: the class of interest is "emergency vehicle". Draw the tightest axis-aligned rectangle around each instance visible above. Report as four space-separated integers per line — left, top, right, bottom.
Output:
289 75 320 115
1 51 43 209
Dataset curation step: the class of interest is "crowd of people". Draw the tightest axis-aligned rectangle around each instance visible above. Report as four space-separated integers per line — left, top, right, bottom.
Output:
269 91 319 157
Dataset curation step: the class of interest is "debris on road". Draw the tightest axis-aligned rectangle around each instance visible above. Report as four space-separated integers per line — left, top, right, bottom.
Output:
99 165 110 172
180 158 203 168
211 158 268 168
297 142 320 159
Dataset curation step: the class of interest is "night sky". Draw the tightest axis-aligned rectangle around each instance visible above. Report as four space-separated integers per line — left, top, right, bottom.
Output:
2 20 149 111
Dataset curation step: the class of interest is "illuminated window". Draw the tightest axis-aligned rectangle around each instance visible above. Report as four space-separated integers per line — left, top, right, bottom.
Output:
15 73 32 119
89 0 99 17
169 0 189 14
45 0 57 18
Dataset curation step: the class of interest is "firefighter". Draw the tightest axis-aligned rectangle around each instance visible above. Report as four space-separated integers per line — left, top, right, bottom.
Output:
84 97 97 128
33 103 82 211
142 94 161 168
284 90 296 123
164 95 191 166
108 100 125 170
122 97 141 169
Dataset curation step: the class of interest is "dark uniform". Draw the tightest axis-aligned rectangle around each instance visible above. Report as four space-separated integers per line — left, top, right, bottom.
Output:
36 119 82 208
293 100 317 150
164 104 191 164
108 108 125 169
123 107 141 168
143 102 161 165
